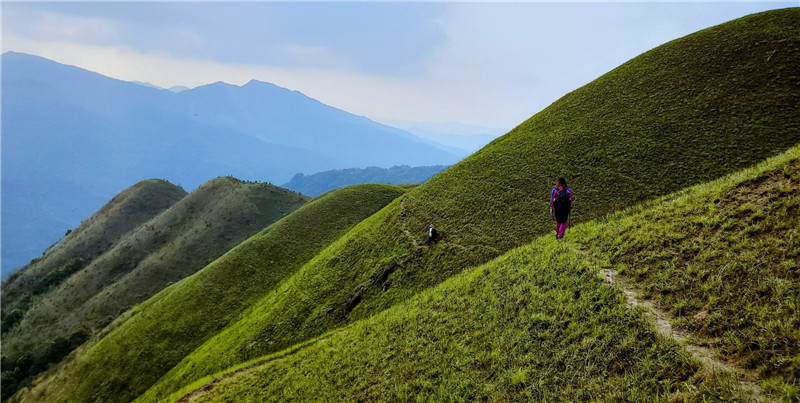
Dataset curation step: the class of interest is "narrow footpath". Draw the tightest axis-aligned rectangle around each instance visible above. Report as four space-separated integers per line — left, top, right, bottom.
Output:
176 334 333 403
598 267 768 402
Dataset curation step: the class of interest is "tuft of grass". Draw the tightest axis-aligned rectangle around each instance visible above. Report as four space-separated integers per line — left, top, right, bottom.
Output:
11 184 405 403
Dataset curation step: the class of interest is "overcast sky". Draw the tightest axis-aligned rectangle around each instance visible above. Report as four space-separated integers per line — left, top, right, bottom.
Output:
2 1 795 130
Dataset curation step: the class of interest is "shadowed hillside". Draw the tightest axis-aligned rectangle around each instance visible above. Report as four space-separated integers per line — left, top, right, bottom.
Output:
1 178 307 399
1 179 187 335
169 144 799 402
10 184 406 403
10 8 800 403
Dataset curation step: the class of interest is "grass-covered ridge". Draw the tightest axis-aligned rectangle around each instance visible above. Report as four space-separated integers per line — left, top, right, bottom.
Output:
134 9 800 402
0 179 187 400
170 144 800 403
12 184 406 403
1 179 186 336
2 178 307 365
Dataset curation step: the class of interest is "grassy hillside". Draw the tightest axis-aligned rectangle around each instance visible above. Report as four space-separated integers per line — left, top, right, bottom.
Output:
14 9 800 403
578 150 800 399
129 8 800 402
1 178 306 399
0 179 186 400
167 143 799 403
1 179 186 334
12 184 406 403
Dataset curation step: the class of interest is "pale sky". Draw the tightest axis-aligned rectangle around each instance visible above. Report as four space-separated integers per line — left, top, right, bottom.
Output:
2 1 795 130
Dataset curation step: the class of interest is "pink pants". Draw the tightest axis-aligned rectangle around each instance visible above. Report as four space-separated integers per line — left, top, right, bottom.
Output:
555 220 567 239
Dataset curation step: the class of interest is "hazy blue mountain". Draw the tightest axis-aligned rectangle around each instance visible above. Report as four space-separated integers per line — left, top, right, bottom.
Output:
1 52 459 277
388 121 505 155
282 165 449 196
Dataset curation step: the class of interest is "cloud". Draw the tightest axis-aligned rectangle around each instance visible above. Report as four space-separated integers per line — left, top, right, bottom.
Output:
3 2 795 129
2 6 120 46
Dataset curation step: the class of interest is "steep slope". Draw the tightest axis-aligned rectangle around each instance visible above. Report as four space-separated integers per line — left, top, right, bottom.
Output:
168 144 800 403
1 178 307 397
1 52 456 277
12 184 406 403
132 8 800 402
15 9 800 403
1 179 186 334
282 165 449 196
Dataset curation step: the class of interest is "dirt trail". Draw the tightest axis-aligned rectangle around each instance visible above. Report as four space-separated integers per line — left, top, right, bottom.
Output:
598 268 768 402
176 334 333 403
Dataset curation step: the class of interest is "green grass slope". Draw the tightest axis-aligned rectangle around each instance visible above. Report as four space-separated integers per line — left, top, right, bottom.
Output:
13 184 406 403
169 143 799 402
1 178 306 378
134 9 800 402
578 151 800 399
1 179 186 336
0 179 186 399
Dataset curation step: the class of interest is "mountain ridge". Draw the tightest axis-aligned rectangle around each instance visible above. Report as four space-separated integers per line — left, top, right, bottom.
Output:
1 51 457 276
282 164 449 196
0 177 309 399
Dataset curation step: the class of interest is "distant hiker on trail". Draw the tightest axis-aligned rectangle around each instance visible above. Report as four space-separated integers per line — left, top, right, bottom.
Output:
426 224 439 246
550 177 574 239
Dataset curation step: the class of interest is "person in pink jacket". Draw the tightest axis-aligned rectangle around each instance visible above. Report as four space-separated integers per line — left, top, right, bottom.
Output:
550 177 574 239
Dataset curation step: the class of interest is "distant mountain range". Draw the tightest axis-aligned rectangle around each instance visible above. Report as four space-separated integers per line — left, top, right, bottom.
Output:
390 121 505 155
282 165 449 196
0 52 460 276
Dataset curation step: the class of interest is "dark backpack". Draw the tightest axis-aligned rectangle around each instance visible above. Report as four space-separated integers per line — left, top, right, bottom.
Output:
553 188 571 220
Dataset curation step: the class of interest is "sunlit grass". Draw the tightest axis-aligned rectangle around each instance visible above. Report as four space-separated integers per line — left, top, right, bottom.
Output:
169 146 799 402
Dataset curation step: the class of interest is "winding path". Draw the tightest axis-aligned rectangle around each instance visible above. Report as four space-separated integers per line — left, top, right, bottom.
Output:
176 334 333 403
598 267 767 402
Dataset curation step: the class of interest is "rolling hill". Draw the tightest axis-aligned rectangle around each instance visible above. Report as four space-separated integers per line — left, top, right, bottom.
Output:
0 178 308 399
168 143 800 402
9 8 800 403
1 179 187 336
7 184 406 402
1 52 458 277
130 9 800 402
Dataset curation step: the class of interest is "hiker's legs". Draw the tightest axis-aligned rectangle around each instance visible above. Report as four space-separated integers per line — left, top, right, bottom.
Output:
556 221 567 239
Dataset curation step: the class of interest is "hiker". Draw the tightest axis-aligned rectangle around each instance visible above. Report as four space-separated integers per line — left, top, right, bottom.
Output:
550 177 574 239
426 224 439 246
